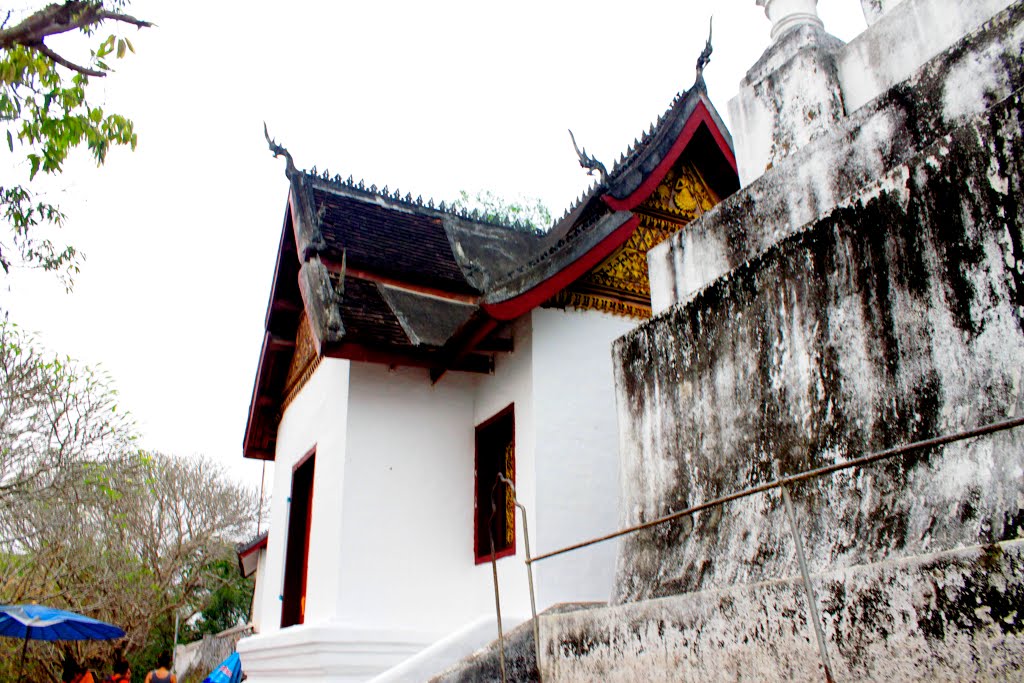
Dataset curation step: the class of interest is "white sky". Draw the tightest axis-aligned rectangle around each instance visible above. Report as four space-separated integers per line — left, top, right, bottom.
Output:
1 1 867 492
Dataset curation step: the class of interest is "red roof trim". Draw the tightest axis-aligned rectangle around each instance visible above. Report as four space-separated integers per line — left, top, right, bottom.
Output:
602 100 737 212
481 215 641 321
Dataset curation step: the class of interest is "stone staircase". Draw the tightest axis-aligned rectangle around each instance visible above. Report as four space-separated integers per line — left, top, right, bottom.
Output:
429 604 601 683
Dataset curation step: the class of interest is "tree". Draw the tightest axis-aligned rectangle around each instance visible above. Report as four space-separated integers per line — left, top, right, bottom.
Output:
451 189 552 233
182 556 255 640
0 323 257 681
0 320 135 523
0 1 152 285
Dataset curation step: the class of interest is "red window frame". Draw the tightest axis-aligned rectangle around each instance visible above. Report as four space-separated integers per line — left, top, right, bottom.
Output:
474 405 516 564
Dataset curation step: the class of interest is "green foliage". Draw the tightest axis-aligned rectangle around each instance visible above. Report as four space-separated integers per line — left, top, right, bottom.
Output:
451 189 552 234
182 556 255 641
0 1 148 286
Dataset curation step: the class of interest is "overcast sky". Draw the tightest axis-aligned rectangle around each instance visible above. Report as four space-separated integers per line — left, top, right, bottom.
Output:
2 1 867 491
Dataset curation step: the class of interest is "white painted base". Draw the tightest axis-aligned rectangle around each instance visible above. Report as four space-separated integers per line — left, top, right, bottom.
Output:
238 621 434 683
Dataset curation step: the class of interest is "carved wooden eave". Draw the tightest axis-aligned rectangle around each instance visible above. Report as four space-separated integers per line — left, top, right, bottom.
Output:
243 205 304 461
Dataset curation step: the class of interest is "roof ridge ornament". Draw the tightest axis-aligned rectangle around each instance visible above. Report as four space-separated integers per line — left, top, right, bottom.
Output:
568 129 608 184
263 122 298 178
695 17 713 91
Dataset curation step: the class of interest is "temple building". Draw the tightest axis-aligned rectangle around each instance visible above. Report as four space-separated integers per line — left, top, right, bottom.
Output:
241 0 1024 677
236 56 738 681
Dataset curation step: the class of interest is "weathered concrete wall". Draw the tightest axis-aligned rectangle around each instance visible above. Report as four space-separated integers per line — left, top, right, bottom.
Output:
430 616 539 683
615 80 1024 603
840 0 1017 112
543 3 1024 680
541 539 1024 682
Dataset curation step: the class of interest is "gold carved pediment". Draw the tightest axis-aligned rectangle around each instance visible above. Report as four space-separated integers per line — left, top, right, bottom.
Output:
547 158 718 319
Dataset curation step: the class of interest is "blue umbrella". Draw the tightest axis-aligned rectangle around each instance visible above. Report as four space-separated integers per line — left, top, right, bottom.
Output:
203 652 242 683
0 604 125 681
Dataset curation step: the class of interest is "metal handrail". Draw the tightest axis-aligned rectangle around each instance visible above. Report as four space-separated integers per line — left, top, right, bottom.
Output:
488 474 543 683
485 414 1024 682
499 473 542 681
487 478 508 683
529 414 1024 565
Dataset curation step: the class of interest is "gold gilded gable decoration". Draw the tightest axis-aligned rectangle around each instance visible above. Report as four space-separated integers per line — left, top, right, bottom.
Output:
548 158 718 319
643 160 718 224
283 314 321 410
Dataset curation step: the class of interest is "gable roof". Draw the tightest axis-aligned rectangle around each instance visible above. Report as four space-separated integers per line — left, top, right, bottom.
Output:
244 78 738 460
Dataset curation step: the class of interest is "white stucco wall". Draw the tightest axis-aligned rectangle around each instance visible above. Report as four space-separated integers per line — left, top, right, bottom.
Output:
251 547 268 632
336 362 481 637
242 309 636 680
531 308 636 607
249 358 352 635
238 358 355 680
470 315 536 621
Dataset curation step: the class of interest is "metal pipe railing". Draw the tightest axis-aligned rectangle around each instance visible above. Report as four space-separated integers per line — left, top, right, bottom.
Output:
499 473 542 681
782 483 835 683
530 414 1024 564
488 474 543 683
488 478 508 683
487 414 1024 682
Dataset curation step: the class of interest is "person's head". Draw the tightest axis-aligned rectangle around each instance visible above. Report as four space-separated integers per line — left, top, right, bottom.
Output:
113 659 130 675
157 652 172 669
61 653 81 682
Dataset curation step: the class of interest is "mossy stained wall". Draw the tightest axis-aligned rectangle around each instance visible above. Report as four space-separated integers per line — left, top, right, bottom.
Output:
613 87 1024 603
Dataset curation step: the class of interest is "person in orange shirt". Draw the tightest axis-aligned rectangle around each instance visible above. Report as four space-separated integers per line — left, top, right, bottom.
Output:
108 659 131 683
61 654 96 683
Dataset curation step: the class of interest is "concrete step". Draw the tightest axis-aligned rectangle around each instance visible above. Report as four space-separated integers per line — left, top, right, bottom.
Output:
430 604 603 683
538 539 1024 682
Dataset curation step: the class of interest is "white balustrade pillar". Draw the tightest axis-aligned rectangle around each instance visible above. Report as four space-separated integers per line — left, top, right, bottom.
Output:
727 0 846 186
757 0 824 41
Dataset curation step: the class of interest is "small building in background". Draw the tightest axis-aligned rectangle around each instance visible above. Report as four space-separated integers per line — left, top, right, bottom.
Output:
236 532 268 632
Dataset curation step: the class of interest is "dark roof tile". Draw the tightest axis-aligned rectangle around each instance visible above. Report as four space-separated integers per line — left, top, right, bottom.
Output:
313 188 474 294
340 276 416 349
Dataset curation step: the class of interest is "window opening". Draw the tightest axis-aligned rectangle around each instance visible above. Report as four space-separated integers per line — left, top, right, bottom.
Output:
281 449 315 627
475 405 515 564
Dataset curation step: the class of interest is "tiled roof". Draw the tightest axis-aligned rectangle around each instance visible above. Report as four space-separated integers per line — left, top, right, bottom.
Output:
606 90 693 184
304 168 544 231
313 187 474 294
340 276 421 350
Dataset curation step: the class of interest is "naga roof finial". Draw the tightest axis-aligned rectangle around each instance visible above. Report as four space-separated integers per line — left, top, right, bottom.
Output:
568 129 608 184
264 122 297 178
695 17 713 91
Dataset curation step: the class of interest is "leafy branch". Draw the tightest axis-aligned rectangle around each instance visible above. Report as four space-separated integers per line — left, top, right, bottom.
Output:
0 1 151 287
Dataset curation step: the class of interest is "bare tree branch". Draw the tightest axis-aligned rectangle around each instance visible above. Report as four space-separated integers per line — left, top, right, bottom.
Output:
0 2 152 50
